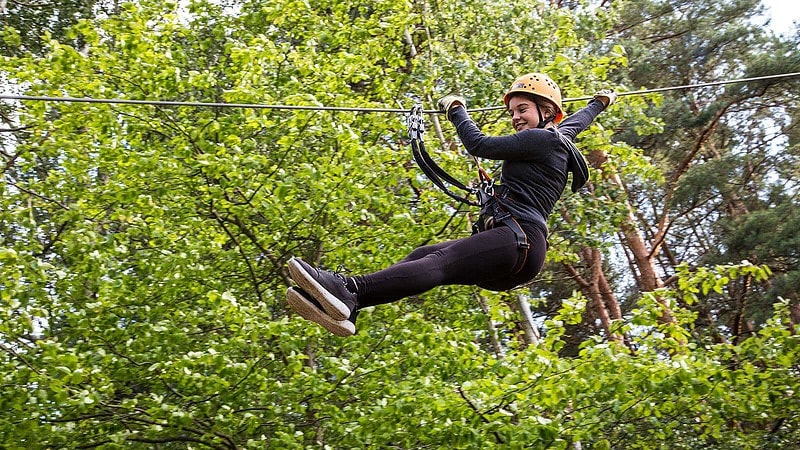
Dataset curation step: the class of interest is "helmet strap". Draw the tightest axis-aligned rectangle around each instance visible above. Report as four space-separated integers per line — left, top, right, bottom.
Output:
535 104 553 129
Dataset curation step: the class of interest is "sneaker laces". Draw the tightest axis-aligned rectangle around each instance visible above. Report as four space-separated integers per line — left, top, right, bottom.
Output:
319 265 355 294
334 265 358 296
333 271 348 287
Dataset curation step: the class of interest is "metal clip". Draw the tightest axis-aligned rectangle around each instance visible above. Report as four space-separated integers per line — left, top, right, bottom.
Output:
406 104 424 141
481 178 495 197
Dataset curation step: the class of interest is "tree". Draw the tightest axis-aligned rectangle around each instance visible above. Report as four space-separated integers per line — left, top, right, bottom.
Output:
2 0 799 448
0 0 114 57
606 0 800 340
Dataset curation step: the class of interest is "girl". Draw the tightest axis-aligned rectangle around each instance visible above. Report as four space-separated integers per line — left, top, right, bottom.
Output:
286 73 616 336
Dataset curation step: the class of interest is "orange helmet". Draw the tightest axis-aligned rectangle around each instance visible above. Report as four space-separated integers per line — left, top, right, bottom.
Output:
503 73 564 123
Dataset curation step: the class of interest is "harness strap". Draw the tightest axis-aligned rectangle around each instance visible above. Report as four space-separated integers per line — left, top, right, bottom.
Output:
504 217 530 274
411 138 478 206
407 104 479 206
485 193 530 274
558 130 589 193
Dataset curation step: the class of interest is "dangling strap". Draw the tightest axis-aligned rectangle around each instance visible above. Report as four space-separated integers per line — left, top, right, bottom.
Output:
407 105 479 206
558 130 589 193
505 216 530 274
485 189 530 274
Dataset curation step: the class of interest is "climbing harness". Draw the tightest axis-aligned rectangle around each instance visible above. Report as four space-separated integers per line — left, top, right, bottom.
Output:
406 105 530 273
473 186 531 274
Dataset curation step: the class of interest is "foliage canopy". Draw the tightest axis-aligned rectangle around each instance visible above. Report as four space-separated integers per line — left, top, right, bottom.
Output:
1 0 799 448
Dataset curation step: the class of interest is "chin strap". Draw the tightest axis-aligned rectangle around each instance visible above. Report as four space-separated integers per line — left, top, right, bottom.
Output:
535 103 554 129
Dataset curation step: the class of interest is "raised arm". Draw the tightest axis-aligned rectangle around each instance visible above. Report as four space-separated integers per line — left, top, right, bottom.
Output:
447 107 562 161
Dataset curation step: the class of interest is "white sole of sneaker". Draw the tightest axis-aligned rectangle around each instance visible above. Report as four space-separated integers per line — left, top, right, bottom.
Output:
286 287 355 337
287 257 350 321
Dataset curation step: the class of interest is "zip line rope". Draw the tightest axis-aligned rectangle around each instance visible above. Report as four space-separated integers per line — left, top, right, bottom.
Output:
2 72 799 114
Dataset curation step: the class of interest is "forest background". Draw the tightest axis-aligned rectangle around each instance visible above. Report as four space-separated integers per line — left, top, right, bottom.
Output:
2 0 799 448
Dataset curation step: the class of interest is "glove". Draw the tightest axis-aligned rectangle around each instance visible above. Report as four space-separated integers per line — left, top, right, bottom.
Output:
437 94 466 115
593 89 617 108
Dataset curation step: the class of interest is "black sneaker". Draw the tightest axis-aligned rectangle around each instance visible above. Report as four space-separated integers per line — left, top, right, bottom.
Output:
286 287 357 337
287 257 358 321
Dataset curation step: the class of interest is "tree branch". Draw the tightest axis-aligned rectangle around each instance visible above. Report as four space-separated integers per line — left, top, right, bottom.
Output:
457 386 505 444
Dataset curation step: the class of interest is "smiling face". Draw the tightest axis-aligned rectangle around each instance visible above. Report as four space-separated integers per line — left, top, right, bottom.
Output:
507 94 557 132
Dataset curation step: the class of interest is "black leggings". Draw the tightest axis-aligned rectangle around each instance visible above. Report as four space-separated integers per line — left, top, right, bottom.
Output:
355 222 547 308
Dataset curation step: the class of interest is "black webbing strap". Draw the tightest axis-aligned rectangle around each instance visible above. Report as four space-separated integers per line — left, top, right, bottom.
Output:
413 138 474 193
407 105 478 206
558 130 589 193
410 139 479 206
505 217 530 274
483 192 531 274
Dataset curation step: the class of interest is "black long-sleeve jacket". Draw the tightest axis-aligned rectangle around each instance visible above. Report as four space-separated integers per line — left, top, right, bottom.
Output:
447 100 606 230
